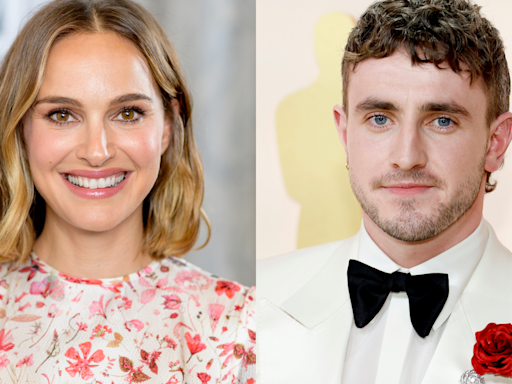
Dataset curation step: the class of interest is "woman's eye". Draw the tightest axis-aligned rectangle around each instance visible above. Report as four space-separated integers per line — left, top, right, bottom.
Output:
49 111 75 123
116 108 142 122
121 110 135 120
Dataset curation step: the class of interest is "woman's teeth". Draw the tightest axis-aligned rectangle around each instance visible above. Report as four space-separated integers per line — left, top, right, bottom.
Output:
66 173 126 189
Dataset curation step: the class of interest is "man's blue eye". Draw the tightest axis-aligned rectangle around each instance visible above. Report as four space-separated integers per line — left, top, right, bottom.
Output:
437 117 451 127
373 116 388 125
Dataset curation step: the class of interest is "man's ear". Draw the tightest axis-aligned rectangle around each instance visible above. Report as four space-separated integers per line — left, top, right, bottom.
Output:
161 98 179 155
333 104 348 152
485 111 512 173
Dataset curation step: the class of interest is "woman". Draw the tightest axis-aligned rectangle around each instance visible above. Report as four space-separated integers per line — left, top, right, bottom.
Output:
0 0 255 382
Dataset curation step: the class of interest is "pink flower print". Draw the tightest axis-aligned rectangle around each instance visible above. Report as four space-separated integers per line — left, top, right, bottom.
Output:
115 295 132 310
209 304 224 332
90 324 112 340
47 303 63 318
198 372 211 383
124 319 144 332
19 259 47 281
215 281 241 299
30 275 66 301
232 344 256 368
140 349 161 374
165 375 178 384
59 273 103 286
174 270 213 291
17 302 31 312
163 335 177 349
217 342 234 357
162 295 181 310
16 354 33 367
88 295 112 319
138 276 174 305
0 329 14 352
65 342 105 380
185 332 206 362
77 322 88 331
0 354 9 370
14 292 28 303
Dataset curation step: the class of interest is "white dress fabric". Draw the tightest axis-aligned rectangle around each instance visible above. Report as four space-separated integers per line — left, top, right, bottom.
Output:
0 253 256 383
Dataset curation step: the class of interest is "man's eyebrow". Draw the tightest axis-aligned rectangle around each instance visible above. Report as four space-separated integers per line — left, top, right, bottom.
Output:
33 93 153 108
420 102 470 117
354 98 399 113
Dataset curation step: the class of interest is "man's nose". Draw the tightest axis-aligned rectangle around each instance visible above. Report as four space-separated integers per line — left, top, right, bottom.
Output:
389 123 427 171
76 121 115 166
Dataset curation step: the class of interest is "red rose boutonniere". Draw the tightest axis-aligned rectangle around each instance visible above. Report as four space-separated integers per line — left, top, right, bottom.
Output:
461 323 512 383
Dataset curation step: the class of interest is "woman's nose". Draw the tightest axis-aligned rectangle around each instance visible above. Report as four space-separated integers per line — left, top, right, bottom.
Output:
75 122 115 166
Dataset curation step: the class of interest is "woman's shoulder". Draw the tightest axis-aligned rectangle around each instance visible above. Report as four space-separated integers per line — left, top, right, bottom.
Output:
156 256 256 313
163 256 253 293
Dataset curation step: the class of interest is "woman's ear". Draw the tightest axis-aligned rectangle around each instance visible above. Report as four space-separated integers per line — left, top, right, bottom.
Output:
161 98 179 155
485 111 512 173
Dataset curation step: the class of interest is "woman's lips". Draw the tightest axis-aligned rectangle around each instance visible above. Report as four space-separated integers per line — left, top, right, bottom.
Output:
62 171 131 199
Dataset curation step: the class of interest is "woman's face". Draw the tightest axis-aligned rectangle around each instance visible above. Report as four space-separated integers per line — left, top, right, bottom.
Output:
24 32 171 232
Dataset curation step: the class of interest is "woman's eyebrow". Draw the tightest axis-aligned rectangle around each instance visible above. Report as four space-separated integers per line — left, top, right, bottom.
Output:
109 93 153 106
33 96 82 107
33 93 153 108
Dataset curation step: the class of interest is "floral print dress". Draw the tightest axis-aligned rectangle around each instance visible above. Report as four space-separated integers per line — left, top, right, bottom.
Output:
0 254 256 384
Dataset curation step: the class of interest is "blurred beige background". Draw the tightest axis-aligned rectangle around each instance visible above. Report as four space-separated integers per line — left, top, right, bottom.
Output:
257 0 512 259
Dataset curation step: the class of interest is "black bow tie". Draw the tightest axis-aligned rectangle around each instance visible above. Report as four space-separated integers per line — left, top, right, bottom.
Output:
347 259 449 338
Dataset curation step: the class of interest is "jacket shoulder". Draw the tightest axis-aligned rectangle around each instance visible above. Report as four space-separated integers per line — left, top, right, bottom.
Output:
257 237 355 306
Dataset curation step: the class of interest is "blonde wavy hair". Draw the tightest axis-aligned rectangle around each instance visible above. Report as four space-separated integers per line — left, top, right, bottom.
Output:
0 0 210 263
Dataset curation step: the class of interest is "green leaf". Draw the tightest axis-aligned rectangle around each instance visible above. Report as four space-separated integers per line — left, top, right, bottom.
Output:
114 332 123 341
132 370 151 382
107 340 120 348
119 356 133 372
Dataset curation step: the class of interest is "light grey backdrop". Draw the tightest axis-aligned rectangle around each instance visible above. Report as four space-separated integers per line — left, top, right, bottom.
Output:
0 0 255 286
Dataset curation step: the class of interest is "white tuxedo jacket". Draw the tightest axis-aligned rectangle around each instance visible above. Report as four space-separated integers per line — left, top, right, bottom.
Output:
258 222 512 383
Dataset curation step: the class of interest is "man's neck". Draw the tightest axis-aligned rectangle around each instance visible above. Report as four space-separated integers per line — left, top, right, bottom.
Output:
362 195 484 268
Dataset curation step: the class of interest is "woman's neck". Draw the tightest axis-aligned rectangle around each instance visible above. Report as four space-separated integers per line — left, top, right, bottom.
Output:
32 204 153 279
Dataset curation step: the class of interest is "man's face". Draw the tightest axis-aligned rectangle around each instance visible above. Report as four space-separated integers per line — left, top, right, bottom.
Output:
335 49 491 242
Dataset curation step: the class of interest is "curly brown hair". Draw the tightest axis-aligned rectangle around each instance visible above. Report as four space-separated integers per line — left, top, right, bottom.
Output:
342 0 510 192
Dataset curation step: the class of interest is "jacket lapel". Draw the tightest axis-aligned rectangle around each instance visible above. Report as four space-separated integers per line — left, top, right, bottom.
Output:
258 236 358 384
422 223 512 384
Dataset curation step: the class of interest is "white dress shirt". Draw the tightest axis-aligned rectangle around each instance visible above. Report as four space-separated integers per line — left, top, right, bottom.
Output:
341 220 488 384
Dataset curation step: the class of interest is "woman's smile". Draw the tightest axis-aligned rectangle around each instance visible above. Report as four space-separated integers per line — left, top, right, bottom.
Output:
62 169 131 199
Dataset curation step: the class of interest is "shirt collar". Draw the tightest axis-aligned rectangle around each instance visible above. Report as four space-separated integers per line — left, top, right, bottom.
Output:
357 219 488 331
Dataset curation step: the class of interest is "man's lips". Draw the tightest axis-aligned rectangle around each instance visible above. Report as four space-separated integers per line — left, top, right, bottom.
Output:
381 183 433 196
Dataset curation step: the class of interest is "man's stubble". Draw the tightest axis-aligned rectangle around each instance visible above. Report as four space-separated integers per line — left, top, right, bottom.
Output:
350 155 486 242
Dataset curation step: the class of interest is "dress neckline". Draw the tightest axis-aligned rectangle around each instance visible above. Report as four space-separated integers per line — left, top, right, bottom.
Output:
29 251 162 288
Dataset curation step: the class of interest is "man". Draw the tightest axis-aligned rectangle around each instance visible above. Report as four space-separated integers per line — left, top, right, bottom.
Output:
258 0 512 383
